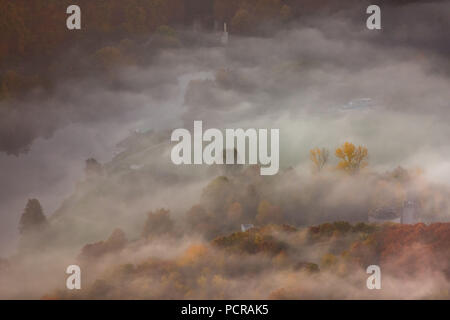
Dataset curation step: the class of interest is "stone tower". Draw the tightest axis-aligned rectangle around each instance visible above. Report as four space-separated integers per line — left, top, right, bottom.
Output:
221 23 229 45
401 199 420 224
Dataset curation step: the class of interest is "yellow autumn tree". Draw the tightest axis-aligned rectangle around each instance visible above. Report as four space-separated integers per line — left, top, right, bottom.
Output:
310 147 329 173
335 142 368 174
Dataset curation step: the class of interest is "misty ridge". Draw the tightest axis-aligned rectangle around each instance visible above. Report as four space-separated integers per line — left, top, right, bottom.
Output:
0 0 449 299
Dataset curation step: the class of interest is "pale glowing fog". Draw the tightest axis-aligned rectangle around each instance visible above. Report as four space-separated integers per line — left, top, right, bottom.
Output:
0 1 449 299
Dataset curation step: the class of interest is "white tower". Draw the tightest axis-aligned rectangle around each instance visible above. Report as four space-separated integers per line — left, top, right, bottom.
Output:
221 23 229 45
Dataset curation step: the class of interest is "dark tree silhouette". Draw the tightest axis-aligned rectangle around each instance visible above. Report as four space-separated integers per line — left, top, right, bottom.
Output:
142 209 174 238
19 198 48 234
85 158 104 177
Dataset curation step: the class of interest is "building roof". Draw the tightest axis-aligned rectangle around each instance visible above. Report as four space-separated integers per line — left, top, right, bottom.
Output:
369 206 400 220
